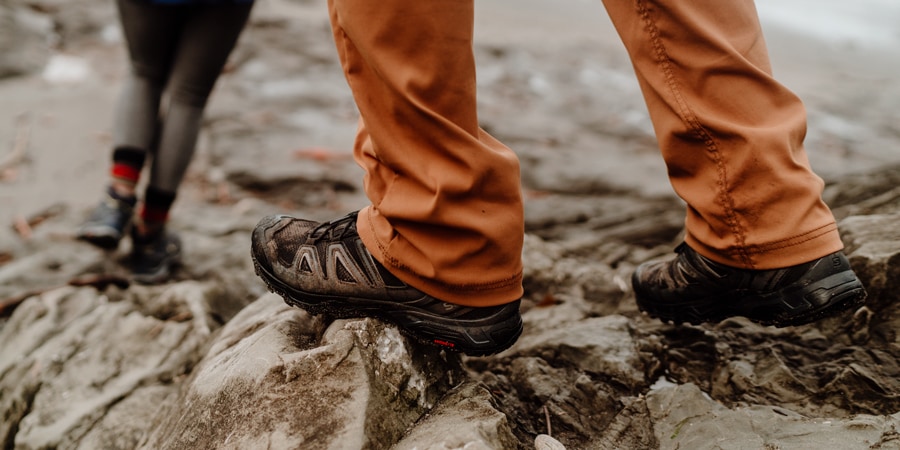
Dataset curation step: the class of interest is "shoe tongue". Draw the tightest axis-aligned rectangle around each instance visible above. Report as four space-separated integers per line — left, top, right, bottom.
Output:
683 246 731 278
692 253 728 277
106 185 137 206
310 212 358 242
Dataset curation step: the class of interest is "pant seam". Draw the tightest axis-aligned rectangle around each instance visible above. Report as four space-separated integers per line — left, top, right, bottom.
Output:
635 0 752 267
737 222 837 256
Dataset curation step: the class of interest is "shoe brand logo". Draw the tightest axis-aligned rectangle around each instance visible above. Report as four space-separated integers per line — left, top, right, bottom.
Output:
442 303 455 311
433 339 455 348
832 255 842 268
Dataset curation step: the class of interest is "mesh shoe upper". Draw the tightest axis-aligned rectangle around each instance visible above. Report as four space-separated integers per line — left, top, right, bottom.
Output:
252 212 418 300
76 191 135 250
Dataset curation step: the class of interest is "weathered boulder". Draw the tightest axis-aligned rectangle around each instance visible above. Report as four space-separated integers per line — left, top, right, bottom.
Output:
0 285 470 449
466 314 657 449
139 294 462 449
393 381 519 450
839 212 900 341
2 0 900 448
647 383 900 450
0 282 219 449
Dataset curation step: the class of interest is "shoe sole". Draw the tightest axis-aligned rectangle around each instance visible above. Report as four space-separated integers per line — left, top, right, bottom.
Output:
131 257 181 285
131 246 182 285
251 254 523 357
76 230 121 250
636 269 867 328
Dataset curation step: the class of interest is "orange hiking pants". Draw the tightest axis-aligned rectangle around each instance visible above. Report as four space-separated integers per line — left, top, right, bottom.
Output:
327 0 843 307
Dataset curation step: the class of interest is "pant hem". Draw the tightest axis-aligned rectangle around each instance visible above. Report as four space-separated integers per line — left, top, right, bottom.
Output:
685 222 843 270
356 207 524 307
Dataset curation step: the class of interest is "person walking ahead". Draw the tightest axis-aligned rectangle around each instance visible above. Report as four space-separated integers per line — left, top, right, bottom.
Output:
250 0 867 356
77 0 254 283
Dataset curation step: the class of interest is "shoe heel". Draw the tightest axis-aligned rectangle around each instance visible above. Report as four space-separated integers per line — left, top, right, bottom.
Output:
802 271 866 306
777 270 867 326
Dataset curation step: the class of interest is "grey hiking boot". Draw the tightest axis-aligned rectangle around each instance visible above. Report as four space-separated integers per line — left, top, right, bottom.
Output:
633 242 867 327
76 188 135 250
250 211 523 356
130 228 182 284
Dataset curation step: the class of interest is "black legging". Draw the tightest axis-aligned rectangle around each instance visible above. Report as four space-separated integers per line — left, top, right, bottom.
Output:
113 0 253 193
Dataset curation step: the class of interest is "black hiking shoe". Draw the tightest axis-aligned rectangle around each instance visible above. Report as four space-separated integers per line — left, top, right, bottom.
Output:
130 229 182 284
633 243 867 327
250 211 524 356
76 189 135 250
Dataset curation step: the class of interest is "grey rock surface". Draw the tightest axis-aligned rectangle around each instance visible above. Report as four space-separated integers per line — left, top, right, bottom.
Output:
139 295 461 449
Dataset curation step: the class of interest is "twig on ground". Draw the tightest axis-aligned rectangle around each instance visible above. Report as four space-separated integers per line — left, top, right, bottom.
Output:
0 113 31 175
292 147 352 162
11 204 67 240
68 273 131 290
544 404 552 437
26 203 66 228
12 216 33 240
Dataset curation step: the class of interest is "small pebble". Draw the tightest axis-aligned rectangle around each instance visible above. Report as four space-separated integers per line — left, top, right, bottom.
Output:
535 434 566 450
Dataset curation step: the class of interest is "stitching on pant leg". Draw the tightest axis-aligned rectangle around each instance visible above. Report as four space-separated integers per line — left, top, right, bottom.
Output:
634 0 753 268
743 222 837 256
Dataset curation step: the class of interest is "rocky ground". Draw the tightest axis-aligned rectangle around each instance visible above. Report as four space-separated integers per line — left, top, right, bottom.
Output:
1 0 899 449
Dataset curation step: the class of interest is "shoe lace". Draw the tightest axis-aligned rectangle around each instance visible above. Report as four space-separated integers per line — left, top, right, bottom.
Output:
308 211 360 243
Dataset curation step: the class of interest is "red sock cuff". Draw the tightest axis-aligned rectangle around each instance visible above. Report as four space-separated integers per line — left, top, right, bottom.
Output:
112 164 141 184
140 186 177 225
139 204 170 224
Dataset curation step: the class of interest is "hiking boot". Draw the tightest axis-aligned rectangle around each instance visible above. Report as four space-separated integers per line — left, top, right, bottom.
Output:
76 189 135 250
250 211 524 356
633 243 867 327
130 228 182 284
